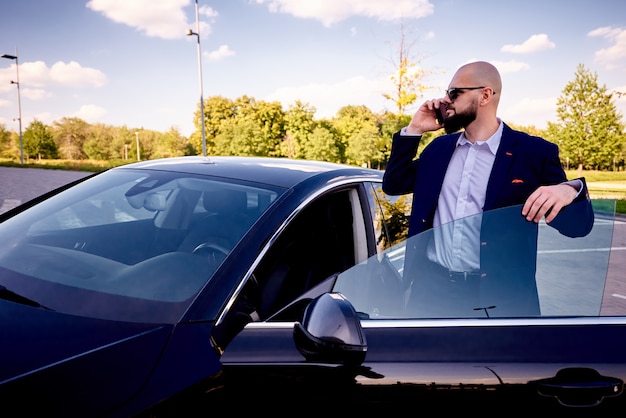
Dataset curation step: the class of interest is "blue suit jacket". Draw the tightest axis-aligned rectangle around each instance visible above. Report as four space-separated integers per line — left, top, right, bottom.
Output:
383 123 594 316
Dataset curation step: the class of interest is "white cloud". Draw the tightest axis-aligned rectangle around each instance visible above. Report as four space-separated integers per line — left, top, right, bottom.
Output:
0 66 18 93
206 45 236 61
253 0 434 26
0 81 14 95
423 31 435 41
1 60 106 93
30 111 55 126
21 88 51 101
266 75 392 118
588 26 626 69
199 5 218 19
499 96 557 128
501 34 556 54
49 62 108 88
72 104 107 122
14 61 50 88
490 60 530 74
87 0 215 40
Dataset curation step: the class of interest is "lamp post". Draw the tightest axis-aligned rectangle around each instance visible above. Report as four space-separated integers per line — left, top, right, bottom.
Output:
135 131 140 161
2 49 24 165
186 0 207 157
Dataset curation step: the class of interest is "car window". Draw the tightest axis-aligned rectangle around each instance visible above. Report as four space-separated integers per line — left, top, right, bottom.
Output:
0 168 282 323
333 200 620 319
367 183 411 252
251 188 363 320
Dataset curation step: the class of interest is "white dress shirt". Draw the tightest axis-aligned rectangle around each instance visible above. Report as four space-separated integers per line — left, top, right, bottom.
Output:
426 122 503 271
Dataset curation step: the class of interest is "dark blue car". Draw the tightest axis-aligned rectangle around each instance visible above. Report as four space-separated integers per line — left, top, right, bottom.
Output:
0 156 624 416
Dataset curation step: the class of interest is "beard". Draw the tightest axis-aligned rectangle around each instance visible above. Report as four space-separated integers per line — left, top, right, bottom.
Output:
443 101 478 134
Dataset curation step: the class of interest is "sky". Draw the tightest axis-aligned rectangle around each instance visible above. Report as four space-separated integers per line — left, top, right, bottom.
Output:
1 0 625 138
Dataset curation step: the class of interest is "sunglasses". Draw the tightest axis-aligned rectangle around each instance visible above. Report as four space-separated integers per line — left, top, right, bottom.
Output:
445 86 487 101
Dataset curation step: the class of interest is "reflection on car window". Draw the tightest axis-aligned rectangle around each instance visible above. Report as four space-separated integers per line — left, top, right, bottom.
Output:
368 183 411 251
0 169 281 323
334 200 620 319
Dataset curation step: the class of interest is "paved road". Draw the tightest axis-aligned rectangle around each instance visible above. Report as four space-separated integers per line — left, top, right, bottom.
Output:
0 166 92 214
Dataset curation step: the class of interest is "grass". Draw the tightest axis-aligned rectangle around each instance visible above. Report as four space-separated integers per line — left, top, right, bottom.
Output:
565 169 626 182
0 158 125 172
567 170 626 205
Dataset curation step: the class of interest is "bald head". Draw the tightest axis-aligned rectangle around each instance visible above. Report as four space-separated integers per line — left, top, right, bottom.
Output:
453 61 502 104
444 61 502 139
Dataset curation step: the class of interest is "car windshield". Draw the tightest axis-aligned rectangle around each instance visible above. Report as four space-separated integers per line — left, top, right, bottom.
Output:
334 200 621 319
0 168 282 323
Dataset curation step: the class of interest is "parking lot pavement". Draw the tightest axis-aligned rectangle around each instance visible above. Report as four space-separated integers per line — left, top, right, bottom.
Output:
0 166 91 214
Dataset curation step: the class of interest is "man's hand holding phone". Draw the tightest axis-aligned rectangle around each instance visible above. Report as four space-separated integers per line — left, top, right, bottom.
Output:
406 99 448 135
434 102 447 126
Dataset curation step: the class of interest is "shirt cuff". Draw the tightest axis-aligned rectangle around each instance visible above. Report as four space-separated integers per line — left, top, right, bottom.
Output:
400 127 422 137
563 179 583 198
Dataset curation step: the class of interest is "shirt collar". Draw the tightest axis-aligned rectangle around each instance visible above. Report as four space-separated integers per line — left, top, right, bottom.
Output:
457 118 503 155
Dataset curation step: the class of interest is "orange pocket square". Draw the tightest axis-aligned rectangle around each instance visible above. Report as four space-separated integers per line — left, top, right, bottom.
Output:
512 179 524 184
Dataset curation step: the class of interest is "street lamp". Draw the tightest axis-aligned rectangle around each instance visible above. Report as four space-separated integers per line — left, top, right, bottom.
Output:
135 131 140 161
186 0 207 157
2 49 24 165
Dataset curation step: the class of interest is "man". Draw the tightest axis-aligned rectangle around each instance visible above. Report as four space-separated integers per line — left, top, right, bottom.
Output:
382 61 594 318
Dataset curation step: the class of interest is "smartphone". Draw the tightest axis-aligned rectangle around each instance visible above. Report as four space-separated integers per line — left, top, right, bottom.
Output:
434 103 447 125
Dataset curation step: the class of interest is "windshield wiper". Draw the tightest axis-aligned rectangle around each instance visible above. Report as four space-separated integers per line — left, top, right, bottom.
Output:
0 285 52 310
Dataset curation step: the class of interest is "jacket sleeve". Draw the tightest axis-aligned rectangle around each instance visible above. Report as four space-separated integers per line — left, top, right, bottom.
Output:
382 131 422 196
548 177 594 238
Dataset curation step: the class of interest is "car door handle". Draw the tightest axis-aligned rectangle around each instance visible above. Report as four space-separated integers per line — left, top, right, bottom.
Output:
532 367 623 407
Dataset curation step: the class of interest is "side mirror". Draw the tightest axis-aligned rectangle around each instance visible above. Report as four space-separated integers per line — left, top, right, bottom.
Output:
293 292 367 365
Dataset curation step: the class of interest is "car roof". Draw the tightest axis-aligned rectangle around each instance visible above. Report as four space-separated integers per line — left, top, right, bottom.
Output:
115 156 383 188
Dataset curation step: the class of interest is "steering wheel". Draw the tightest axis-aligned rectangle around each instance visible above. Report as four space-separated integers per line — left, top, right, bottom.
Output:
192 242 230 265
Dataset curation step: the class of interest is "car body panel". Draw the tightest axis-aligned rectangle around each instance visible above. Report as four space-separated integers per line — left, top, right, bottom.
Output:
219 316 626 412
0 300 174 416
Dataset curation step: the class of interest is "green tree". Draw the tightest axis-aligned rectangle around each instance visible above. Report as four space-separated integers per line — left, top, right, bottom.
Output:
53 117 89 160
84 124 135 162
282 100 317 159
152 127 193 158
83 123 115 160
506 122 546 138
546 64 625 174
23 119 58 160
333 105 379 165
214 117 267 156
303 124 342 163
0 123 16 159
192 95 237 155
198 95 286 157
346 125 385 168
248 99 286 157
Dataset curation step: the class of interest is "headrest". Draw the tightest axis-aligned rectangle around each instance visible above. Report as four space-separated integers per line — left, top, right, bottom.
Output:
203 190 247 214
143 192 168 211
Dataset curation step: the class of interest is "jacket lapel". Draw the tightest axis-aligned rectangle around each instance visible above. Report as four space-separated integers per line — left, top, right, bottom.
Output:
484 125 517 210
